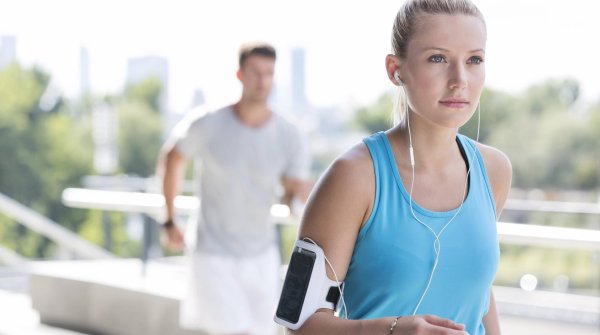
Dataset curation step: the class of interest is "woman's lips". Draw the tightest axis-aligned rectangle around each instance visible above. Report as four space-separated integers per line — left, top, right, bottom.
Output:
439 99 469 108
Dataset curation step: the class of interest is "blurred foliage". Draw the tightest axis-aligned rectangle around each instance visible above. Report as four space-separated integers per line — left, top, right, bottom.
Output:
353 78 600 191
116 100 163 176
352 93 394 133
78 210 140 257
0 61 598 294
0 64 164 260
279 222 300 262
124 77 163 113
496 245 597 294
0 64 91 258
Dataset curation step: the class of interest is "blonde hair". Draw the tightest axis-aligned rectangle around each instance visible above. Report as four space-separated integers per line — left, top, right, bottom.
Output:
391 0 485 124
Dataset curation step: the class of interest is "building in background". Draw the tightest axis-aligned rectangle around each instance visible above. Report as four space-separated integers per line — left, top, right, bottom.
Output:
0 35 16 69
291 48 308 115
80 47 91 96
126 56 169 114
190 88 205 108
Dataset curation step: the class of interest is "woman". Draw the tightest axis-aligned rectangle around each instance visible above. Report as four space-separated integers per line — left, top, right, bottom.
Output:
290 0 511 334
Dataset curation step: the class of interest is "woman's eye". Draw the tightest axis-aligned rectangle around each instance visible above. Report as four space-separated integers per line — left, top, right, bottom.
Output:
468 56 484 64
429 55 446 63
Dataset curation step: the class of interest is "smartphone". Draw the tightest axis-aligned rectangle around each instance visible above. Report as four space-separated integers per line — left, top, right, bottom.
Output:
275 247 316 324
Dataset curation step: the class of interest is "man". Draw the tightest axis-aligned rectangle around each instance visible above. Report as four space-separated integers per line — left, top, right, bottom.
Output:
158 42 311 335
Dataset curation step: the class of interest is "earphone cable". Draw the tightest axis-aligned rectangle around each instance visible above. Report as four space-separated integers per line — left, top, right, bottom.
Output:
404 88 481 315
302 237 349 319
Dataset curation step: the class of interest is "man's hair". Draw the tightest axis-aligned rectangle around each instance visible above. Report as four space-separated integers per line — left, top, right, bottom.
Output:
238 42 277 68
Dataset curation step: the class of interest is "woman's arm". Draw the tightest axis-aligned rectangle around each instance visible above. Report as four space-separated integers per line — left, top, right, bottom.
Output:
478 143 513 335
483 290 501 335
290 143 468 335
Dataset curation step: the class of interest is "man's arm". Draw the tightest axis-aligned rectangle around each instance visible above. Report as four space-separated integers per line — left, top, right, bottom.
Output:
157 144 187 250
281 177 312 209
281 125 313 212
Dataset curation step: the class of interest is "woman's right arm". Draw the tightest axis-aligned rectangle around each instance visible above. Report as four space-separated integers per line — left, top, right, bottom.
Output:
290 143 468 335
293 143 391 334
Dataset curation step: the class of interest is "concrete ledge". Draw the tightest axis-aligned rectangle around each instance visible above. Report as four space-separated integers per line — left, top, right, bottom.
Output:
28 258 206 335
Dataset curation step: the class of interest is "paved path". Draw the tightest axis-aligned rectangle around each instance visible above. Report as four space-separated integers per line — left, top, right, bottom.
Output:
2 289 598 335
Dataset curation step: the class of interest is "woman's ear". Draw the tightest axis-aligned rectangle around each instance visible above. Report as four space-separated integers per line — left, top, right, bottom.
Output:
385 54 403 86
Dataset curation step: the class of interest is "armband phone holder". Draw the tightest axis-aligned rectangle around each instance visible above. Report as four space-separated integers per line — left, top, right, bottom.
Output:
274 239 342 330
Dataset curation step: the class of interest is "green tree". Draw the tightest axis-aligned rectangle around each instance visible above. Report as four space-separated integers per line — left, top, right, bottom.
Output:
117 101 163 176
0 64 94 258
352 79 599 191
460 87 517 143
0 63 48 131
485 79 598 190
124 77 163 113
520 78 580 115
118 77 165 176
352 92 395 133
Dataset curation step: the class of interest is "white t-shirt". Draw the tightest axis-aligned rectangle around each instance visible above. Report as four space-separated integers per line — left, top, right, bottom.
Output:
172 106 309 256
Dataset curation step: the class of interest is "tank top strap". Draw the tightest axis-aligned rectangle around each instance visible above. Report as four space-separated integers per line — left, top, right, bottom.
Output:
456 134 497 217
360 131 398 239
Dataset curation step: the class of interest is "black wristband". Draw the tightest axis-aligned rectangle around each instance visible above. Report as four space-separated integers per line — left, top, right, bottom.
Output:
163 219 175 229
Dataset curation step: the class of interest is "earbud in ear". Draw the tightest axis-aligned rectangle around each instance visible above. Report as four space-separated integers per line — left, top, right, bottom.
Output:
394 71 403 86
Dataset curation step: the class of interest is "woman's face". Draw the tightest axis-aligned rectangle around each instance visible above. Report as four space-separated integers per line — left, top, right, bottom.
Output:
398 13 486 129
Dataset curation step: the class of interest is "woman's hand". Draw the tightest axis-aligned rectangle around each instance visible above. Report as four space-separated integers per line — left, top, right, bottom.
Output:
394 315 468 335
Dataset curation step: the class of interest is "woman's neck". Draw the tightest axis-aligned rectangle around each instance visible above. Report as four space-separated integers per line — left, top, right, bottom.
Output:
391 116 460 171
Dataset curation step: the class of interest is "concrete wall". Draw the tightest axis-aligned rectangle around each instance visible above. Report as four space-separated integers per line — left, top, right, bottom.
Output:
28 259 206 335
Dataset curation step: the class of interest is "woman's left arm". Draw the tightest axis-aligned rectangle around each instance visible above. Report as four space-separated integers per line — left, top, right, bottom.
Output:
478 143 513 335
483 289 501 335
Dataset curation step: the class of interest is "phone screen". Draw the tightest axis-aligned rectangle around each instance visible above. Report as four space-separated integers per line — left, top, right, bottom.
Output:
275 248 316 323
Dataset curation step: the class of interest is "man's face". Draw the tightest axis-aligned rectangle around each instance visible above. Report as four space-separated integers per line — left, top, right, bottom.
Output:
238 55 275 103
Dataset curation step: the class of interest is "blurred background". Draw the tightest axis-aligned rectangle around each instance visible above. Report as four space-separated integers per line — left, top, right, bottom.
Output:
0 0 599 334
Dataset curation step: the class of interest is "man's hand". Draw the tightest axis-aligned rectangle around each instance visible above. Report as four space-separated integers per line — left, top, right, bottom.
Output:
162 220 185 252
282 178 314 206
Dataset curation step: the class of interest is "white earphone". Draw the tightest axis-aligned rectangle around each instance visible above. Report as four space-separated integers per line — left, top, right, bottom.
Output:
394 70 403 86
308 70 482 320
402 82 481 315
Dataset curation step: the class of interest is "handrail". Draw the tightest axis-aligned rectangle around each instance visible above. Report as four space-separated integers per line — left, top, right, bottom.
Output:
62 188 600 251
0 244 27 266
498 222 600 251
0 192 114 260
62 188 294 223
62 188 197 220
504 198 600 214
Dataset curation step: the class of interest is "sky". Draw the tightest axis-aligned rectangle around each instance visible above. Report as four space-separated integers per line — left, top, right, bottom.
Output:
0 0 599 114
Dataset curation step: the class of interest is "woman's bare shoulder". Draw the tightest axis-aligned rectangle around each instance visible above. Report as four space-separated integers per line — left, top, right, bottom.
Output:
301 141 375 235
476 142 513 215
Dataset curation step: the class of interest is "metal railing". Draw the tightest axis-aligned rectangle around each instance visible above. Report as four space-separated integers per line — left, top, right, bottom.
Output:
497 221 600 251
504 198 600 215
59 187 600 328
2 187 598 327
0 192 115 263
61 188 600 251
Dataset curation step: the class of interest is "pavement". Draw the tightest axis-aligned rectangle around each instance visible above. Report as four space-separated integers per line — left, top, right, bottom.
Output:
1 289 598 335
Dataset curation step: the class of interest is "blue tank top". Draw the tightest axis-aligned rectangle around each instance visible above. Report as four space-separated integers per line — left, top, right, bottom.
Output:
342 132 499 335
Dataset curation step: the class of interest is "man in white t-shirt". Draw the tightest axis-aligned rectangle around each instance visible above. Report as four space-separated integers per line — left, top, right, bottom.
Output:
157 42 311 335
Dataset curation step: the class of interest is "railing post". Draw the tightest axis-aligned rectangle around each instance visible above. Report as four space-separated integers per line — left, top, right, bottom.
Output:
141 214 162 273
101 211 112 252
